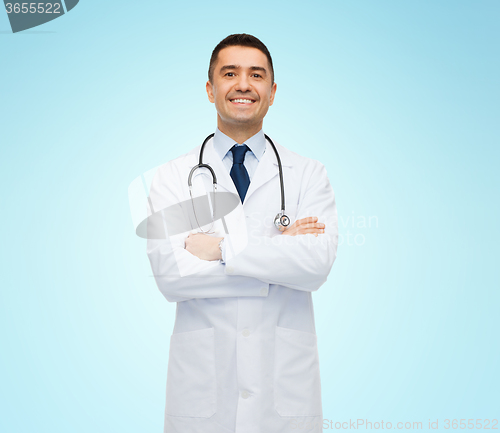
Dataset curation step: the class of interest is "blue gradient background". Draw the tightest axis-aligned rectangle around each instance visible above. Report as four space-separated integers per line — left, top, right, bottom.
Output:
1 1 498 432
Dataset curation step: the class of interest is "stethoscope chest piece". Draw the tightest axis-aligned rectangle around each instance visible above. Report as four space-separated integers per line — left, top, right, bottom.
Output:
274 212 290 231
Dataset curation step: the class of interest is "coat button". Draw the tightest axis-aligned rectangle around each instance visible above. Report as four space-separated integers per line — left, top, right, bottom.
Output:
226 266 234 274
242 329 250 337
260 287 268 296
241 391 250 399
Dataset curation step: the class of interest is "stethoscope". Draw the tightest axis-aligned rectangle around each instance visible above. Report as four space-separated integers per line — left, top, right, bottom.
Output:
187 133 290 234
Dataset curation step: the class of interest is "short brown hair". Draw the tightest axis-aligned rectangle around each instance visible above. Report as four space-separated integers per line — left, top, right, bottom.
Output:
208 34 274 84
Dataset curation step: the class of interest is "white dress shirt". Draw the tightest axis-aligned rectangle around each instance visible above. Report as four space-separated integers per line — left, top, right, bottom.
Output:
212 127 267 181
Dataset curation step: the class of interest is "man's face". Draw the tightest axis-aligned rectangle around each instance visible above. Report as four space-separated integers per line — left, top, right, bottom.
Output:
206 46 277 131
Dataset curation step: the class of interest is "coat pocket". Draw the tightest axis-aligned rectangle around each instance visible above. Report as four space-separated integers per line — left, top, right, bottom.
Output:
166 327 216 418
274 325 322 417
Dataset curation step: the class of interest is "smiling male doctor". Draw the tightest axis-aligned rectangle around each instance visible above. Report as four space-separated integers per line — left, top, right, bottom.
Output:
147 34 338 433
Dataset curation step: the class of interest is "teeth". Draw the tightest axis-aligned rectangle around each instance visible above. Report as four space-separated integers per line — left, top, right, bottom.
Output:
232 99 254 103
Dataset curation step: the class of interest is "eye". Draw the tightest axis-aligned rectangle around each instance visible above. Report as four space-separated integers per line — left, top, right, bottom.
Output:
252 74 262 78
225 72 235 77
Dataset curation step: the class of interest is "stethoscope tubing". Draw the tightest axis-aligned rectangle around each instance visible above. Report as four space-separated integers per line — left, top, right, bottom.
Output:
264 133 285 214
188 133 288 231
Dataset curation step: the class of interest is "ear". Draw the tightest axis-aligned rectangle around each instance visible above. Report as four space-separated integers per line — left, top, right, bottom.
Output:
269 82 277 106
206 80 215 103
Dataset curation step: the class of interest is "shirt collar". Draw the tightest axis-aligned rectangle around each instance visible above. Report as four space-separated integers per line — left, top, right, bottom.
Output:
213 127 267 162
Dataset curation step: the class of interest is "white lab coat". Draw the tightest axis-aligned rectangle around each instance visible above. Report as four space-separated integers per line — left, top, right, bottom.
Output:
147 136 338 433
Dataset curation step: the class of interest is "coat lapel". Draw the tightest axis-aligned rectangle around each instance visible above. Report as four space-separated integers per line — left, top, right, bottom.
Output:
243 140 293 204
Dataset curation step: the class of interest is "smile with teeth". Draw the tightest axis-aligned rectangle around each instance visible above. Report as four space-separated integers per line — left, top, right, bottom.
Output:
230 98 255 104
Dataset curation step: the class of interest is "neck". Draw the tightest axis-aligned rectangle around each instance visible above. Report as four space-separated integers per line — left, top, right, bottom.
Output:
217 119 263 144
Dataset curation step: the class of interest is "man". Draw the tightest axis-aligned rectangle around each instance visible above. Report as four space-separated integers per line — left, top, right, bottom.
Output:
147 34 338 433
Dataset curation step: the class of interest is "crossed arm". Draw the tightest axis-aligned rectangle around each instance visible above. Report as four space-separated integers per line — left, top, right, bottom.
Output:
185 216 326 261
147 160 338 302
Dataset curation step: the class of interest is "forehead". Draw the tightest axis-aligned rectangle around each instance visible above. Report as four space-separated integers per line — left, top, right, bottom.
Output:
215 46 269 69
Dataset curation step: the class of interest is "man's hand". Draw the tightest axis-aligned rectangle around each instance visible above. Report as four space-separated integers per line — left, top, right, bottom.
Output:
185 233 223 261
281 216 325 237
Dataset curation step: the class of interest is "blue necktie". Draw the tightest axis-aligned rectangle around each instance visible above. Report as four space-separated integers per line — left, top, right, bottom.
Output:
230 144 250 203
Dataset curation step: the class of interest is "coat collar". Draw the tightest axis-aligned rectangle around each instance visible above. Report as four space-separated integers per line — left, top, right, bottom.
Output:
187 134 293 204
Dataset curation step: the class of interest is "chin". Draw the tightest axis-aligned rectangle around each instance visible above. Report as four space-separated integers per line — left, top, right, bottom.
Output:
231 117 259 125
221 113 252 123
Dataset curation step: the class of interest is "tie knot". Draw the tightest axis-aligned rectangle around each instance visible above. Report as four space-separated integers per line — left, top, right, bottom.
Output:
231 144 249 164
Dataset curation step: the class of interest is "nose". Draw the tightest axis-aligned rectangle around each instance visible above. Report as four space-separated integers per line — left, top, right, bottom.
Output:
234 74 252 92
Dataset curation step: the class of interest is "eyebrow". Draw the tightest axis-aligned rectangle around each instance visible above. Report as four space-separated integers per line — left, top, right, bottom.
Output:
219 65 268 75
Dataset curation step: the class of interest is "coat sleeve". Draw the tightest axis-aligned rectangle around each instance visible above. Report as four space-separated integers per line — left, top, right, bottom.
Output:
146 159 269 303
223 161 338 292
